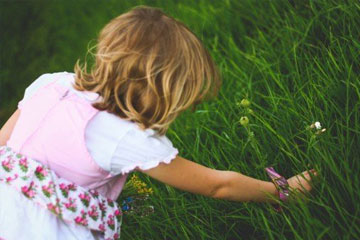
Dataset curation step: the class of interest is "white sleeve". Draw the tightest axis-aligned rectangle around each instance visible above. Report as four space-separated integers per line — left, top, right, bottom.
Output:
17 73 54 109
110 127 179 175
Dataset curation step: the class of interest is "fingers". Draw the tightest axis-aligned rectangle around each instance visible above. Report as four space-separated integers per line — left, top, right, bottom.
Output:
296 169 318 192
306 165 319 176
301 169 318 178
286 168 318 202
308 169 317 175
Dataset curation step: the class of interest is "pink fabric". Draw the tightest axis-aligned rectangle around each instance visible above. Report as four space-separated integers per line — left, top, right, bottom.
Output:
7 77 127 200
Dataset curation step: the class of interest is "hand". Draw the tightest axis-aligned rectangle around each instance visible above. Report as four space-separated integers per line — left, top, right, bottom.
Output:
287 169 318 198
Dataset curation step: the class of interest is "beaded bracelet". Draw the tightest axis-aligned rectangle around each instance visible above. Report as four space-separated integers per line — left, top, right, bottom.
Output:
265 167 290 212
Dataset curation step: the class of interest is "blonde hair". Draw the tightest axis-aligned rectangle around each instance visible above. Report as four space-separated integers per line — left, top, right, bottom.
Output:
73 5 221 135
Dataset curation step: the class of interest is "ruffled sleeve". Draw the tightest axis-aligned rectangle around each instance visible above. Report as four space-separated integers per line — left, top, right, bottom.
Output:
110 127 179 175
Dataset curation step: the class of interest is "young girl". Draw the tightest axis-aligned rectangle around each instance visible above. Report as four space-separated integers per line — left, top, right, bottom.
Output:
0 6 317 240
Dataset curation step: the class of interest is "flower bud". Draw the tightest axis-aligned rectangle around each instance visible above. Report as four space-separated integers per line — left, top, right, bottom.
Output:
240 116 249 126
315 128 326 135
240 99 251 108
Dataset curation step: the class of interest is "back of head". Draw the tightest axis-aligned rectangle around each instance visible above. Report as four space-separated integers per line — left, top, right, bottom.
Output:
73 5 221 135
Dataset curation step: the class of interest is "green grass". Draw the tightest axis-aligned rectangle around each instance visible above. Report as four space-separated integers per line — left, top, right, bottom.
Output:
1 0 359 239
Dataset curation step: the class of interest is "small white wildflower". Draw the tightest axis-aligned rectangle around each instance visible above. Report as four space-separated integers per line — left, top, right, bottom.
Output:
310 121 322 130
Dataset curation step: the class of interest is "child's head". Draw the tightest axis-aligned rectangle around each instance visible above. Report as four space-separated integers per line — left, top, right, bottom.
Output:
74 5 221 135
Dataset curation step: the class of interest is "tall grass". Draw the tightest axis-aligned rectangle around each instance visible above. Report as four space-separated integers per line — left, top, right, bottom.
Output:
1 0 359 239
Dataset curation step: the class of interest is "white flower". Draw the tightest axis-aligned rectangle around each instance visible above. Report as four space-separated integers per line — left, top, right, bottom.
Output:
314 121 321 130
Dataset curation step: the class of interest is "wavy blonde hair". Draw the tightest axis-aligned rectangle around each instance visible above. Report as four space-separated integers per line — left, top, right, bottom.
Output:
73 5 221 135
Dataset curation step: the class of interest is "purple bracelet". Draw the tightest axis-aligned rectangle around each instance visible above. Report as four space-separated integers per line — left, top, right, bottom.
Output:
265 167 290 212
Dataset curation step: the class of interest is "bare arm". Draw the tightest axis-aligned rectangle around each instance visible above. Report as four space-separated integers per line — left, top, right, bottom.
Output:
140 155 316 203
140 155 279 203
0 109 20 146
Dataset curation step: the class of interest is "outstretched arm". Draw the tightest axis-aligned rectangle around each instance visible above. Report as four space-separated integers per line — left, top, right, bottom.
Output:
140 156 316 203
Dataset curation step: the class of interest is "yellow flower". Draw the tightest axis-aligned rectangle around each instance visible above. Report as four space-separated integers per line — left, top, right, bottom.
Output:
240 116 249 126
240 99 251 108
128 174 154 195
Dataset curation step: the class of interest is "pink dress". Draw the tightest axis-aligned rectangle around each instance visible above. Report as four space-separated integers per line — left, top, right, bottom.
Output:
0 72 178 240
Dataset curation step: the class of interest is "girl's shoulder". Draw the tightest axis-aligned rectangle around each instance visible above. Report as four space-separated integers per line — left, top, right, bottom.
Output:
109 124 179 175
20 72 74 103
21 71 103 104
87 111 179 176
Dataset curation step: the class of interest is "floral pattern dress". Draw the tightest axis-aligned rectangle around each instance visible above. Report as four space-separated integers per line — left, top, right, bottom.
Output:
0 146 122 240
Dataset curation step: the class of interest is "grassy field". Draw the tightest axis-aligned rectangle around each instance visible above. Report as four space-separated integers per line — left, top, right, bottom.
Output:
1 0 359 239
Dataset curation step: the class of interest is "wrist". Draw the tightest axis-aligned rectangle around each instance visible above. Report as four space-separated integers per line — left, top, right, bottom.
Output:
265 167 290 211
263 181 279 204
